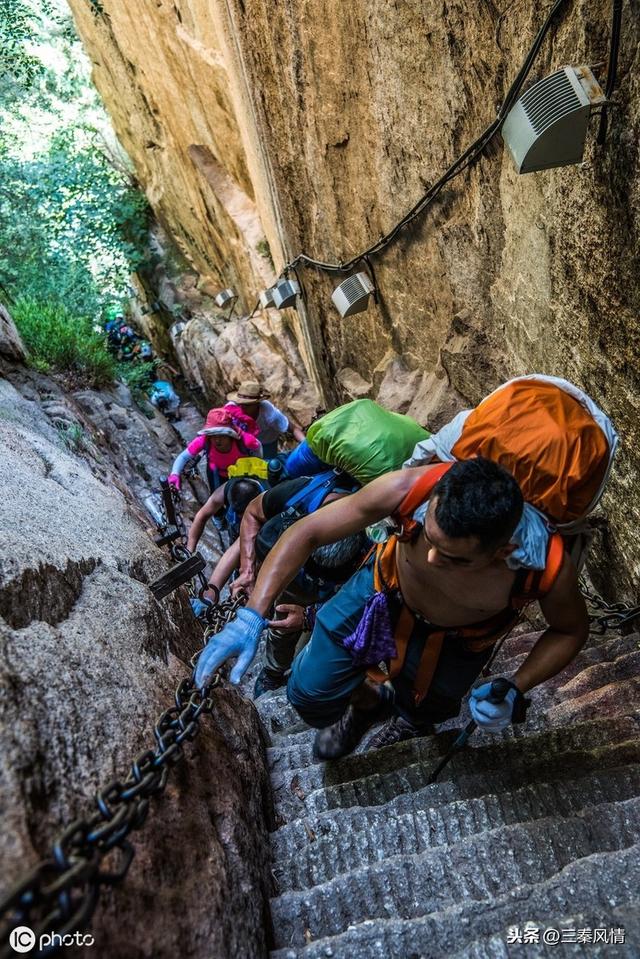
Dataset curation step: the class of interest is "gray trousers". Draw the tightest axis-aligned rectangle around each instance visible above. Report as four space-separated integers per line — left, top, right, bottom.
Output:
263 585 322 678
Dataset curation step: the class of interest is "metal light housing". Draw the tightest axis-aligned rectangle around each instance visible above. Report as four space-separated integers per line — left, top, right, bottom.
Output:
214 288 237 309
272 278 301 310
170 321 187 338
501 65 606 174
259 287 275 309
331 272 375 318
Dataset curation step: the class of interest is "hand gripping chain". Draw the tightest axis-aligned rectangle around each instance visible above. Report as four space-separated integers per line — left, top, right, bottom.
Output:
0 543 245 956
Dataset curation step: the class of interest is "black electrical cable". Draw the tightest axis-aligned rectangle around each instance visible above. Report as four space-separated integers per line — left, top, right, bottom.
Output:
283 0 570 277
597 0 623 144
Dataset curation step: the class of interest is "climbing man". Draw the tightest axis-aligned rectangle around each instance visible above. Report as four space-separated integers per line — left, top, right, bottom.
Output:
194 457 589 759
226 380 306 459
187 477 265 619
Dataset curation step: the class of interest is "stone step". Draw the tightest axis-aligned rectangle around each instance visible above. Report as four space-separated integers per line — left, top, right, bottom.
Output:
270 841 640 958
255 688 300 736
270 763 640 893
495 631 639 679
270 718 640 824
448 905 636 959
267 712 640 788
258 633 638 746
266 646 640 771
544 677 640 728
269 797 640 948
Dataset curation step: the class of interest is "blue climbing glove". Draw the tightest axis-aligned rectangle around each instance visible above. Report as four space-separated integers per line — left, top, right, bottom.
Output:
469 678 528 732
190 597 211 618
194 606 266 688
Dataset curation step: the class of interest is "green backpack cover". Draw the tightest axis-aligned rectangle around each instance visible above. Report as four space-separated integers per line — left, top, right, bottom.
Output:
307 399 430 485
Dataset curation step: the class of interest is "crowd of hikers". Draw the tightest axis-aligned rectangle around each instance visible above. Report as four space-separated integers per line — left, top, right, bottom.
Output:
102 305 183 421
156 373 618 761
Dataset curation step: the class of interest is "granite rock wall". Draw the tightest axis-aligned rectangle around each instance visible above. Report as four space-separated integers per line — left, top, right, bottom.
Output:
66 0 640 595
0 313 273 958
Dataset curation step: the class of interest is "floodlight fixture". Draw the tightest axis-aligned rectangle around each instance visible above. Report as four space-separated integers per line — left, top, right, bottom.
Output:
214 288 237 309
259 287 275 309
331 271 376 318
272 278 301 310
170 321 187 338
501 65 606 174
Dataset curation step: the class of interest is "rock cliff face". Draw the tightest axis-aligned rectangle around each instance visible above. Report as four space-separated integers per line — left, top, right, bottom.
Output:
0 316 273 958
66 0 639 594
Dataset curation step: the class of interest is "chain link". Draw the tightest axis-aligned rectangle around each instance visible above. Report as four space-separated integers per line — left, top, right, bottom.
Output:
0 495 245 957
579 577 640 635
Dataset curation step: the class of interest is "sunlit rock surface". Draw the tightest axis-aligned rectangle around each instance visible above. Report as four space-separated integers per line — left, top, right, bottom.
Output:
0 333 273 958
66 1 639 595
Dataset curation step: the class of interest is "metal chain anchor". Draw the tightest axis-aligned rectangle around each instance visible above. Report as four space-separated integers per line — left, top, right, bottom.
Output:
579 577 640 635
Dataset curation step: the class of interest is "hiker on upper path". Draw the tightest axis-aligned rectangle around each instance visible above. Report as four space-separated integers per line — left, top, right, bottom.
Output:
194 457 589 759
168 407 261 493
226 380 305 459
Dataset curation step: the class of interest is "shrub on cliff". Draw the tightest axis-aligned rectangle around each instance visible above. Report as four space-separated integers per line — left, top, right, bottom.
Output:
12 297 115 387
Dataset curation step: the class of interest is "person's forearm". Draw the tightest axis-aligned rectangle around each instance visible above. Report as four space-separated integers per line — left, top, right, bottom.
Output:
239 511 263 578
247 525 320 616
170 448 192 477
187 511 208 552
207 541 241 596
513 628 587 693
291 424 306 444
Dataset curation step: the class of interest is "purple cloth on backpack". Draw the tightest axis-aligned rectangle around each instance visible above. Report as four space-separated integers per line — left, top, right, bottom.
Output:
342 591 397 666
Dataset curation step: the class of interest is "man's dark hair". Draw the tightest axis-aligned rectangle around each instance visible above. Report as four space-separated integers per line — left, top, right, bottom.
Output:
432 457 523 552
227 478 263 514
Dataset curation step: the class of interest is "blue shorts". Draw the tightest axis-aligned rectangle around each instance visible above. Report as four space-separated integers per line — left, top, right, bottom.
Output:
287 557 493 728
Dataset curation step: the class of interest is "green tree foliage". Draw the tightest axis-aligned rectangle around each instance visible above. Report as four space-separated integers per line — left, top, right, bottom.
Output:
0 132 150 317
0 0 152 385
12 298 116 386
0 0 53 95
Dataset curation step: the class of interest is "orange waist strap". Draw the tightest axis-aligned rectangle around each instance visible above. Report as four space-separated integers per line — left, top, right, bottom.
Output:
367 537 508 705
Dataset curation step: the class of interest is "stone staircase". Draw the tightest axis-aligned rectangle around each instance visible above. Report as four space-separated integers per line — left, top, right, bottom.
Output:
254 628 640 957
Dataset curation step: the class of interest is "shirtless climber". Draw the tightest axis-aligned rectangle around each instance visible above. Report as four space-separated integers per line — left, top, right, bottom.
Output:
194 458 589 759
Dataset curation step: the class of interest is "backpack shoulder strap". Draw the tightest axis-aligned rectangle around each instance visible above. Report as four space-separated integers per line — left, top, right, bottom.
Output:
511 532 565 609
394 462 453 541
285 470 343 515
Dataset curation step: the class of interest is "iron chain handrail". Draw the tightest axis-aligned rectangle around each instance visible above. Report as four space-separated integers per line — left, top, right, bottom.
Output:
0 497 245 957
580 578 640 635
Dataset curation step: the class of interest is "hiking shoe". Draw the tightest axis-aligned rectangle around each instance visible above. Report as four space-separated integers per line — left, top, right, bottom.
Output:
253 668 287 699
366 714 434 751
313 686 394 761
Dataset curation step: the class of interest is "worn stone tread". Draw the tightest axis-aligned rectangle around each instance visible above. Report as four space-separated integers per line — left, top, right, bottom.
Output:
272 724 640 824
269 842 640 957
448 906 637 959
267 712 638 778
271 764 640 893
269 799 640 948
